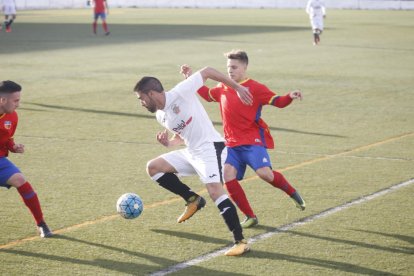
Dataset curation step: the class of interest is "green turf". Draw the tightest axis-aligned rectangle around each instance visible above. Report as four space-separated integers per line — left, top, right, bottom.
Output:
0 8 413 275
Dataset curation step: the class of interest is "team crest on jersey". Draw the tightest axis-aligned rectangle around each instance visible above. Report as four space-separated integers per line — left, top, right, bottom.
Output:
172 104 180 114
4 121 12 130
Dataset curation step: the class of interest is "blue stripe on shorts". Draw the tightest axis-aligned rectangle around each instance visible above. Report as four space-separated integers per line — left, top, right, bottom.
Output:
0 157 21 188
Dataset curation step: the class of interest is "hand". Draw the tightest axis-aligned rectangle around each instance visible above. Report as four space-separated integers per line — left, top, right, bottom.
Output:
180 64 192 79
13 144 25 153
289 90 303 101
156 129 169 147
236 85 253 105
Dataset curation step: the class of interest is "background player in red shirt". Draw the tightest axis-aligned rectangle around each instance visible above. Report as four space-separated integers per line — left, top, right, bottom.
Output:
91 0 110 35
0 80 52 238
181 50 306 228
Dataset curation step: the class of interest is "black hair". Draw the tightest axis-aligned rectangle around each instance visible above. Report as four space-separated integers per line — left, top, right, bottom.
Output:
0 80 22 94
134 77 164 94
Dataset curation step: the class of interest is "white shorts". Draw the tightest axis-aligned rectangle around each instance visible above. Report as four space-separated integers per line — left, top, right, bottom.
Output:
160 142 227 184
310 16 324 31
3 5 16 16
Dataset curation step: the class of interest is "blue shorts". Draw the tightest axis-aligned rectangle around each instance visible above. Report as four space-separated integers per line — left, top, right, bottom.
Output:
226 145 272 180
94 12 106 20
0 157 21 189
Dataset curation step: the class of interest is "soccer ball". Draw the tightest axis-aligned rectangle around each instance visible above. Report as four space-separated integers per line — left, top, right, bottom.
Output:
116 193 143 219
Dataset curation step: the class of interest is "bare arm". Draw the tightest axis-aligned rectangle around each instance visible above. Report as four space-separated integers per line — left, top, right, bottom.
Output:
198 66 253 105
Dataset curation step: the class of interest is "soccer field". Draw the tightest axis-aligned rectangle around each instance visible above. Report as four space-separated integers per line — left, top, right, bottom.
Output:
0 8 413 275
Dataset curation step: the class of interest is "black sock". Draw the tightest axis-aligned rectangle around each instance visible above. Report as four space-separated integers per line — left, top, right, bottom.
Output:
6 19 13 27
218 198 244 242
156 173 197 201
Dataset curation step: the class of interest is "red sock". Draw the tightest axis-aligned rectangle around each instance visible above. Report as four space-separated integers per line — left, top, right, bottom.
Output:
225 179 255 218
270 171 296 196
102 22 109 33
17 182 44 226
93 22 97 33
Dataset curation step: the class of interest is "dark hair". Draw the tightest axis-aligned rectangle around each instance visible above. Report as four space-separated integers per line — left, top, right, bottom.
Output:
225 50 249 65
0 80 22 94
134 77 164 94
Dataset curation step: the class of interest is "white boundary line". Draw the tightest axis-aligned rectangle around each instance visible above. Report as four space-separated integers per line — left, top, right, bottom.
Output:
150 178 414 276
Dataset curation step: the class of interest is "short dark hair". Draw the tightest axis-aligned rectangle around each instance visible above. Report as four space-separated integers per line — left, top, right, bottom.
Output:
134 77 164 94
0 80 22 94
225 50 249 65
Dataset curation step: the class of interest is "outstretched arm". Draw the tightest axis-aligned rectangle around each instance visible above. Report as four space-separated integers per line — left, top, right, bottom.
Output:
273 90 303 108
181 64 215 102
198 66 253 105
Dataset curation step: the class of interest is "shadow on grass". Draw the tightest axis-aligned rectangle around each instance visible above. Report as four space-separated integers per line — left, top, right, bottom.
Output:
0 234 242 275
0 23 308 54
24 102 346 138
244 249 398 275
351 228 414 245
151 228 229 245
287 230 413 255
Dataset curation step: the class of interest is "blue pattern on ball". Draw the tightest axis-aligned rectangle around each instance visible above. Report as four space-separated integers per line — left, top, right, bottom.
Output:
117 193 144 219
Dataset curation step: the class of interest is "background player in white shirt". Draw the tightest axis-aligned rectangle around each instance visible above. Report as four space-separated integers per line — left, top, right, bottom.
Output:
1 0 16 32
306 0 326 45
133 66 252 256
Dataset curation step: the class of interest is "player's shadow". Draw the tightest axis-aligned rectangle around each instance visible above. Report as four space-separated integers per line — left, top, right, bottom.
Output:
25 102 345 138
24 102 153 119
244 249 398 275
151 229 230 245
0 234 243 275
350 228 414 245
286 230 413 255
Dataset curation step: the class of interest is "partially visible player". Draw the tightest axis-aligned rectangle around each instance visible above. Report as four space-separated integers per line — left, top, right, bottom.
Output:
133 67 252 256
306 0 326 45
0 80 52 238
1 0 16 33
181 50 306 228
92 0 110 35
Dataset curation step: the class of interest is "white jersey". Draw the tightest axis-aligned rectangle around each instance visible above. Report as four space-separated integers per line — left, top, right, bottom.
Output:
2 0 15 6
156 72 224 152
2 0 16 15
306 0 326 18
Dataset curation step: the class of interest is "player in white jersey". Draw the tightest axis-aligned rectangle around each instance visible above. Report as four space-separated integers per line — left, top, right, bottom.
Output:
306 0 326 45
133 66 253 256
1 0 16 32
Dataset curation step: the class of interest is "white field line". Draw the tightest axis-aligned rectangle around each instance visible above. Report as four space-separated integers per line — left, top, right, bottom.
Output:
149 178 414 276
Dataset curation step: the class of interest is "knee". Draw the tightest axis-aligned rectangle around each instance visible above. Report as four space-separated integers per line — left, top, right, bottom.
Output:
223 165 237 183
207 183 225 201
146 159 159 177
257 168 274 183
7 173 26 188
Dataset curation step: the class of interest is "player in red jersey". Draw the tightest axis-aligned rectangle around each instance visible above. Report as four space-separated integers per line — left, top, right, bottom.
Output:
181 50 306 228
0 80 52 238
92 0 110 35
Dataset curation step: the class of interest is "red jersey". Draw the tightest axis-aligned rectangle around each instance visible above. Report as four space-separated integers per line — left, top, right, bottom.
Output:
0 111 18 157
198 79 292 149
93 0 106 13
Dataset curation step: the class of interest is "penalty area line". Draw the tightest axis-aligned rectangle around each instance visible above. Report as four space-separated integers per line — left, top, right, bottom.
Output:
149 178 414 276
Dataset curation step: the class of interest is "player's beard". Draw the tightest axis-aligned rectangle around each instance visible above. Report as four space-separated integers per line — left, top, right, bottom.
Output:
145 99 157 113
